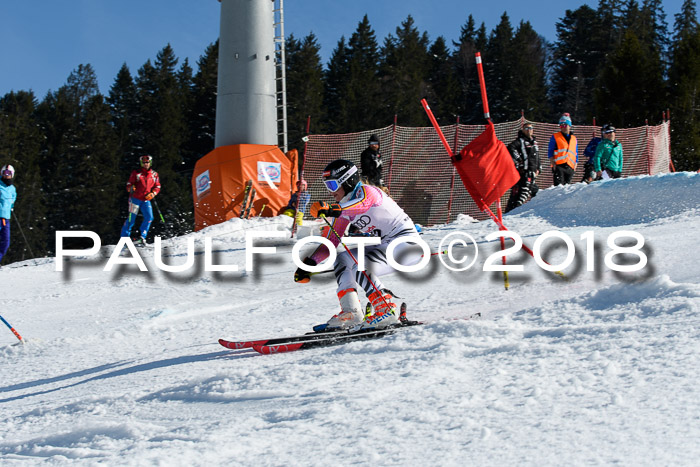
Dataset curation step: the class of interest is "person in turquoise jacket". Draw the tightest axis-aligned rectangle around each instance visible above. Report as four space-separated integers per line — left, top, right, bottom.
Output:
0 164 18 263
594 124 624 179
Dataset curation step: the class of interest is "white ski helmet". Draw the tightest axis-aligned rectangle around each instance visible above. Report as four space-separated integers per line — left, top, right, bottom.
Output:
139 155 153 167
1 164 15 178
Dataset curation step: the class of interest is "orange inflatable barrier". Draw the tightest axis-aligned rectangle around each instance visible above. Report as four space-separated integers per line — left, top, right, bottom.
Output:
192 144 298 231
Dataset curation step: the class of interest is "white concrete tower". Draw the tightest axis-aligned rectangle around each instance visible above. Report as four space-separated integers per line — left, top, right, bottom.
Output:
215 0 277 147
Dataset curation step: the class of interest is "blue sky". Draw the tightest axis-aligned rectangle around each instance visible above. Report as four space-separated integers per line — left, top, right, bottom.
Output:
0 0 694 98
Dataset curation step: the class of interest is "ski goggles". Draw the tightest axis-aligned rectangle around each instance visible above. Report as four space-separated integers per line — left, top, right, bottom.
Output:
1 169 12 177
323 165 357 192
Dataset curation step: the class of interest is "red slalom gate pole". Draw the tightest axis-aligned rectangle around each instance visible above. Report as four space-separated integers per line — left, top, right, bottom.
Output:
420 97 566 280
496 199 509 288
481 204 566 279
475 51 508 289
421 99 455 158
1 313 24 343
475 52 490 120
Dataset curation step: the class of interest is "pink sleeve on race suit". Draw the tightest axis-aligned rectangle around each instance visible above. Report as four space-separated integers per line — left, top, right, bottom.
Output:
309 216 350 265
308 185 382 265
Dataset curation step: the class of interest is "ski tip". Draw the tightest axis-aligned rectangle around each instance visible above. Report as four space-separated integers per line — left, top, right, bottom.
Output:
218 338 267 350
219 338 248 349
254 342 304 354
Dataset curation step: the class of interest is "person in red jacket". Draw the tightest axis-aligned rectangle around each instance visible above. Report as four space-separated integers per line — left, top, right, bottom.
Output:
120 155 161 245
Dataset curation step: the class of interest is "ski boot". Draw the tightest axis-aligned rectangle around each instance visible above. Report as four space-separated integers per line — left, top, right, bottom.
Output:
318 288 363 331
362 289 399 329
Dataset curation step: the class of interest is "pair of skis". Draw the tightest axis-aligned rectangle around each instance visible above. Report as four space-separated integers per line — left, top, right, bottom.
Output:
219 321 422 354
239 180 256 219
218 305 481 355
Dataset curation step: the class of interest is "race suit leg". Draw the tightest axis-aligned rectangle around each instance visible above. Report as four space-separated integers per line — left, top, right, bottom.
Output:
333 236 423 298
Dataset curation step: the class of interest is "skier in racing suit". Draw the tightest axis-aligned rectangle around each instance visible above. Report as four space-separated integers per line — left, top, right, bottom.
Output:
294 159 421 330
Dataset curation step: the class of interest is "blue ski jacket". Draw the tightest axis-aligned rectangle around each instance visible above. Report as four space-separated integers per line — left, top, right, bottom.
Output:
0 181 17 218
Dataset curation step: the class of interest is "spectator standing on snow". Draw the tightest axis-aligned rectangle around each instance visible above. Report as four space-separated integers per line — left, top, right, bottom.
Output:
0 164 17 263
120 155 161 245
548 113 578 186
360 134 384 188
581 133 602 184
505 122 540 212
594 124 624 179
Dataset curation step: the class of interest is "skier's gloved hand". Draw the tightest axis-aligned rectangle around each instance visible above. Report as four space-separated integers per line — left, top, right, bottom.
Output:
145 192 155 201
294 257 317 283
310 201 342 218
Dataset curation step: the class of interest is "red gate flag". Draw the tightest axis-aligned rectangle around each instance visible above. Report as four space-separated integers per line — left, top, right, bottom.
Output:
455 121 519 211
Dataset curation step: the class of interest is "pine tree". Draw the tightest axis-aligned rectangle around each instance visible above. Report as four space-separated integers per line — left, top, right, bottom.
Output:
485 12 516 121
323 36 350 133
36 76 88 239
285 33 325 150
379 15 431 126
640 0 670 56
595 30 665 126
597 0 626 48
186 41 218 167
79 93 122 242
509 21 551 121
36 64 121 246
107 64 139 176
426 36 461 123
0 91 48 262
452 16 487 123
177 57 195 176
550 5 606 123
668 0 700 170
341 15 382 131
672 0 699 40
134 45 191 236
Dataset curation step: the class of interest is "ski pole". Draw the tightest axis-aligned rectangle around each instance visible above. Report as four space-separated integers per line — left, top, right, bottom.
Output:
0 313 24 342
11 209 35 259
319 214 393 312
152 200 166 223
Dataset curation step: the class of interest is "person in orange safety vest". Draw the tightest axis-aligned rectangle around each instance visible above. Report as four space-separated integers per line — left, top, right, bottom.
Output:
548 113 578 186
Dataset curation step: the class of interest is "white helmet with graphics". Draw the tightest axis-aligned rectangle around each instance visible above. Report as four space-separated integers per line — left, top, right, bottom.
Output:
1 164 15 178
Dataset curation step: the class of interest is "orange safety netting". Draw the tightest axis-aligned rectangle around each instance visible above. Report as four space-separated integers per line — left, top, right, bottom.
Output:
302 119 671 226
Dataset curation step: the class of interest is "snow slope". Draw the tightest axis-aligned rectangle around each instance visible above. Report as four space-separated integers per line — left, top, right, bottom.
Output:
1 173 699 466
